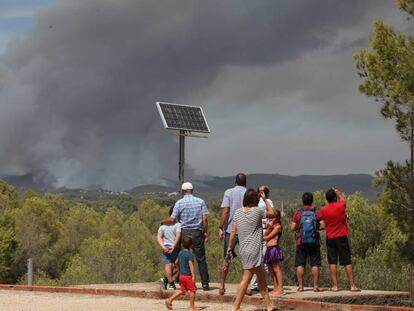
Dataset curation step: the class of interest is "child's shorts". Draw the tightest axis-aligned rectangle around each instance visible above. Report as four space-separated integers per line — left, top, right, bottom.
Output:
264 245 284 265
179 275 197 293
162 247 180 264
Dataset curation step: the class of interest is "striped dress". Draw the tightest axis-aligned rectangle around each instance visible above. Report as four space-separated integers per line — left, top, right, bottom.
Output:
233 206 266 269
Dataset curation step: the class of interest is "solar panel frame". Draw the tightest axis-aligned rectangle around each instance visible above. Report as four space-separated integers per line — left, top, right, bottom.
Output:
156 101 211 133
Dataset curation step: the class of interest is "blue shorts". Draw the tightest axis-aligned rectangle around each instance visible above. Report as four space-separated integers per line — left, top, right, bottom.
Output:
162 247 180 264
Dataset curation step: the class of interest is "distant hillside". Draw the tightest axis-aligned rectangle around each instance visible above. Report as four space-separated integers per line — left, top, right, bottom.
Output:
129 173 378 199
197 173 374 193
1 174 48 191
1 173 378 200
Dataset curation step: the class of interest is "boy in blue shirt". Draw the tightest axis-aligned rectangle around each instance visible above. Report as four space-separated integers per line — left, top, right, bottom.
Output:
165 236 201 310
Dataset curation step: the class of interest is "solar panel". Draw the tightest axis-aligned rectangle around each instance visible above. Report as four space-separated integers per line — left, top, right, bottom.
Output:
156 102 210 133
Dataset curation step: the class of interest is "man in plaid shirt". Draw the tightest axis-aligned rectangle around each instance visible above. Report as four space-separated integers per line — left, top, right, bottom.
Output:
161 182 210 291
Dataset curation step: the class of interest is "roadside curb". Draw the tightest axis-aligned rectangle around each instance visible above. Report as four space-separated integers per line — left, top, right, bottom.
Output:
0 284 412 311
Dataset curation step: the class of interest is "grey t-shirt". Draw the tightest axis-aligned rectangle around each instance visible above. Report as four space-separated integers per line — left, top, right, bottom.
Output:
158 223 182 247
221 185 246 233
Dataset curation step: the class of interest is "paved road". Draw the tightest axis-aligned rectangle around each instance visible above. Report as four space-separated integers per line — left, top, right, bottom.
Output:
0 290 262 311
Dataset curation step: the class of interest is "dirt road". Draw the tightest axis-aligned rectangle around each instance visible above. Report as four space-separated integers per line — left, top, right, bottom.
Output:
0 290 260 311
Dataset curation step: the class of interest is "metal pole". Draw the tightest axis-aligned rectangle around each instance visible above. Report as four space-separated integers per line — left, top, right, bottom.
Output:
179 130 185 191
27 258 33 286
410 264 413 304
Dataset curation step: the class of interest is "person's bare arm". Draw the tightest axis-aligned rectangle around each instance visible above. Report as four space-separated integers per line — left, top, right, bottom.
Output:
189 260 196 282
263 224 281 241
203 215 208 242
175 257 180 276
263 197 273 210
319 220 325 230
169 231 181 253
160 216 176 225
227 221 237 252
333 188 345 202
157 233 168 253
219 207 229 240
259 192 275 218
290 222 297 231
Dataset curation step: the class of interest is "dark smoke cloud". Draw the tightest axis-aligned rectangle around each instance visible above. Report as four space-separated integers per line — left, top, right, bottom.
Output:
0 0 395 189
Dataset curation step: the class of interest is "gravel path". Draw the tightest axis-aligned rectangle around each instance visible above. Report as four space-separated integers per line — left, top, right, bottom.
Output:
0 290 261 311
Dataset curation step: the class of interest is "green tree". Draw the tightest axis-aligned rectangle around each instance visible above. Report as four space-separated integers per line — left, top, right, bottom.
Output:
0 180 18 210
61 204 102 254
101 207 125 239
136 199 169 234
61 212 158 285
13 197 63 279
354 0 414 299
0 209 17 283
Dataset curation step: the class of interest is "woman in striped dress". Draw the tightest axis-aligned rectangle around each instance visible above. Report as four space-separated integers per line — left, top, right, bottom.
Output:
227 189 276 311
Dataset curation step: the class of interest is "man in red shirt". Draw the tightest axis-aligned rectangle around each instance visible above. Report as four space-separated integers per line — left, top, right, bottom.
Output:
291 192 323 292
320 188 358 291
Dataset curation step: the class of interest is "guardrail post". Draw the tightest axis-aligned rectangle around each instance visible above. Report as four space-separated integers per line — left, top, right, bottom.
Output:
27 258 33 286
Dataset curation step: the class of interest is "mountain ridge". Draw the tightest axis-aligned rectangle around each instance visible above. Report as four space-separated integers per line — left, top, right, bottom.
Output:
1 173 377 198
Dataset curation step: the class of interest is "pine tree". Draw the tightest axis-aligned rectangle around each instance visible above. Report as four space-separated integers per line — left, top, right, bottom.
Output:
354 0 414 301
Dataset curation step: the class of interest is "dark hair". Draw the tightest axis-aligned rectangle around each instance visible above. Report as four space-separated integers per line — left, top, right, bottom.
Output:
182 236 193 249
274 209 281 219
268 208 282 220
258 185 270 198
325 189 337 203
235 173 247 187
169 205 174 216
243 188 259 207
302 192 314 206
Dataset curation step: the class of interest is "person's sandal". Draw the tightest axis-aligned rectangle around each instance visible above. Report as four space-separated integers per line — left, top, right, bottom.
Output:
219 288 226 295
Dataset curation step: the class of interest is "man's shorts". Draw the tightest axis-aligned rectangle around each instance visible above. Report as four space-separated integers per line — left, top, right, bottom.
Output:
295 244 321 267
326 236 352 266
179 275 197 293
162 247 180 265
223 232 239 260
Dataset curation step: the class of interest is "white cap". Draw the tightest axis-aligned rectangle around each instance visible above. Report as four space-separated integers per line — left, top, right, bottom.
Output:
181 182 193 190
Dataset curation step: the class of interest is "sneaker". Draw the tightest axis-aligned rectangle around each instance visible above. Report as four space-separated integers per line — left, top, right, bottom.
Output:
202 284 210 291
168 283 176 290
160 277 167 290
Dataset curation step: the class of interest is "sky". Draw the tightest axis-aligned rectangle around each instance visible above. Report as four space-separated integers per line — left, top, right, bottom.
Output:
0 0 411 190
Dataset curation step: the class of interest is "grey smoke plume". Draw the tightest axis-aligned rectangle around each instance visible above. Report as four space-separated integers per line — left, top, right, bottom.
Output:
0 0 395 189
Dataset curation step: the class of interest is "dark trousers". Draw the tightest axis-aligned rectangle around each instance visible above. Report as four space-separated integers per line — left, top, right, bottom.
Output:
181 228 210 285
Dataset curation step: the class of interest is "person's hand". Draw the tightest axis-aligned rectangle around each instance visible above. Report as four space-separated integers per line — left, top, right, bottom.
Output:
204 232 209 242
192 276 195 282
259 191 266 199
162 246 169 253
226 248 233 260
219 228 225 240
167 247 174 254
